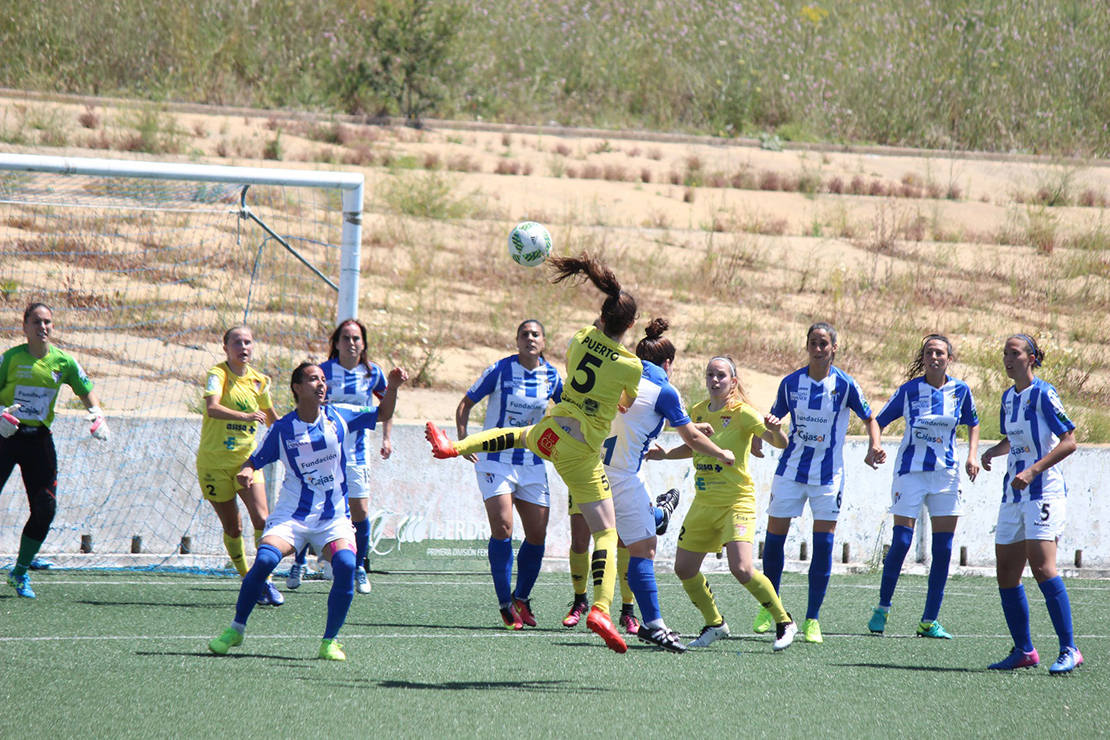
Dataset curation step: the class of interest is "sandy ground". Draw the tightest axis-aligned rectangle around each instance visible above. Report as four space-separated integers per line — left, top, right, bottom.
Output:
1 93 1108 430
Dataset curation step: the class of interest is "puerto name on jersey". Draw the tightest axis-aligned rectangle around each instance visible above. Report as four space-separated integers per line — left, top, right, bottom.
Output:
320 359 386 467
999 377 1074 502
249 404 379 524
601 361 690 473
876 376 978 476
771 366 873 486
467 355 562 466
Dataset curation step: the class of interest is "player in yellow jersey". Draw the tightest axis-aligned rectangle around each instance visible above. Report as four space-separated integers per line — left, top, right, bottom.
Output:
196 326 281 604
647 356 799 652
1 303 109 599
425 252 641 653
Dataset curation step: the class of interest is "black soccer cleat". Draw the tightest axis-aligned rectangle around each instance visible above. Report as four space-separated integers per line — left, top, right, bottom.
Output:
655 488 681 535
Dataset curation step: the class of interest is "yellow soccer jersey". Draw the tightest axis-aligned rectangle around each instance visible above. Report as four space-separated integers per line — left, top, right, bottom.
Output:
688 399 766 507
197 362 273 469
550 325 642 451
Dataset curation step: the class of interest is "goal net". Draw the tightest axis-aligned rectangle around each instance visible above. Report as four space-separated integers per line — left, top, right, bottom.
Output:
0 153 363 569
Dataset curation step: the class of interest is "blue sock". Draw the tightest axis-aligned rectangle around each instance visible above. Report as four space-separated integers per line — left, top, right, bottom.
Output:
512 540 545 602
879 525 914 608
652 507 664 528
488 537 513 607
235 543 281 625
1000 584 1034 653
324 548 356 640
626 556 662 625
922 531 953 622
763 533 787 593
354 518 371 569
1038 576 1075 651
294 544 309 566
807 531 834 621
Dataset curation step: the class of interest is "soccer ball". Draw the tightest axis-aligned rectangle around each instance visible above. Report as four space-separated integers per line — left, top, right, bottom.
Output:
508 221 552 267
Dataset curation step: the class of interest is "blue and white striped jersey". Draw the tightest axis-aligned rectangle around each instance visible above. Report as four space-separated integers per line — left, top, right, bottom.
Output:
601 361 691 473
771 366 874 486
466 355 562 466
999 377 1075 502
249 404 379 524
319 358 386 467
876 376 979 476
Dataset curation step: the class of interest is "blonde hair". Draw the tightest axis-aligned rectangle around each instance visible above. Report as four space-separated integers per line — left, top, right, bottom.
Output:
708 355 751 407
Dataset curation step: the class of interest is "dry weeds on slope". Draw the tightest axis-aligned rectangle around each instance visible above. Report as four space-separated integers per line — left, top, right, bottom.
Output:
2 97 1109 439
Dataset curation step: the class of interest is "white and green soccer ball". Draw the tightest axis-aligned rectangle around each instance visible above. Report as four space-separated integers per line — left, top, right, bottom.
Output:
508 221 552 267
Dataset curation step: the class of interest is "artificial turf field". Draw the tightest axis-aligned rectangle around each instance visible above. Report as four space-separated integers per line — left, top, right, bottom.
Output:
1 569 1106 739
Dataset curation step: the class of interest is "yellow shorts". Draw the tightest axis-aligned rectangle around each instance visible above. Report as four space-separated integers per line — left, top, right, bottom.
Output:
526 417 612 506
677 499 756 552
197 465 264 503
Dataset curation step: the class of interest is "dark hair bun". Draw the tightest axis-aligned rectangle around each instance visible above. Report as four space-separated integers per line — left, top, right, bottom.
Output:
644 317 669 340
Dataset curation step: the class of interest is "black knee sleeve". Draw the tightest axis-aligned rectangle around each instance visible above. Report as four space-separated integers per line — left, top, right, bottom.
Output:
24 484 57 542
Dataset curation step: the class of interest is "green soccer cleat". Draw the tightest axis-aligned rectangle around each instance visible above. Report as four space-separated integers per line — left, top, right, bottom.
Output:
868 606 889 635
752 606 773 634
803 618 823 644
916 620 953 639
208 627 243 655
7 572 36 599
319 638 346 661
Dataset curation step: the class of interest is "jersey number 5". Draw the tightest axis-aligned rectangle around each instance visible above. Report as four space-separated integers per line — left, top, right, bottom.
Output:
570 353 603 394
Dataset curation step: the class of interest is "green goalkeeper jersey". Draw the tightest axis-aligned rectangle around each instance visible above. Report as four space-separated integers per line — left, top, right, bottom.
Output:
0 344 94 428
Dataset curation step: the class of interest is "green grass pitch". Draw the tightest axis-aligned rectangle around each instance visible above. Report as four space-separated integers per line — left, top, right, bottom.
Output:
1 570 1105 739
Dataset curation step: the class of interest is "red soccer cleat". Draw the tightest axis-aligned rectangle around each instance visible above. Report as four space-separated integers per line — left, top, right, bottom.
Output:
512 596 537 627
586 606 628 654
500 603 523 630
424 422 458 459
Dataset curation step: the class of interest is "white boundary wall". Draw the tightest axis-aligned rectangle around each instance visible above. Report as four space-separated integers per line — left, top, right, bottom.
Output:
3 420 1108 575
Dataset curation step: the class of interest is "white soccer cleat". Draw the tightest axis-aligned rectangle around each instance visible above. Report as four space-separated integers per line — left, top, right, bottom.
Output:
773 618 798 652
688 621 730 648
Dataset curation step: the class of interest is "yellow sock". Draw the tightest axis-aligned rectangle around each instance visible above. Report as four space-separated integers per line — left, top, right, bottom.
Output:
569 548 589 596
681 573 723 626
617 545 634 606
455 426 529 456
743 570 789 623
224 533 248 577
590 528 617 614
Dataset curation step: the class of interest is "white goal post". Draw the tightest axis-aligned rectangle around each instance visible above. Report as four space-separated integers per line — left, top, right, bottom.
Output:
0 153 365 569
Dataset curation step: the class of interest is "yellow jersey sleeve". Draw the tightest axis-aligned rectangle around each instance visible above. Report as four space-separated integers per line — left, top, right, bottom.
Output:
552 326 643 450
689 400 766 506
203 365 227 398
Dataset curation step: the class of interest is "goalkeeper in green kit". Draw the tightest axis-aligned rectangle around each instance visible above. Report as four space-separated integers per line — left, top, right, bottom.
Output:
0 303 109 598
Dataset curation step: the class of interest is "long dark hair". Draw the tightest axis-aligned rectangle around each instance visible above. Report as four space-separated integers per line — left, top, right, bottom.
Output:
636 318 675 367
548 252 638 337
907 334 955 380
329 318 372 373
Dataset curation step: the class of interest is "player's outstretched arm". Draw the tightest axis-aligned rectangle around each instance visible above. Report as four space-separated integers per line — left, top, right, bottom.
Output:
980 438 1010 472
761 414 788 449
454 395 479 463
863 417 885 468
675 422 735 466
80 392 110 442
375 368 409 424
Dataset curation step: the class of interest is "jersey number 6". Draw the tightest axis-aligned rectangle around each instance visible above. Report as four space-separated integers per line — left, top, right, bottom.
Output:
570 353 603 394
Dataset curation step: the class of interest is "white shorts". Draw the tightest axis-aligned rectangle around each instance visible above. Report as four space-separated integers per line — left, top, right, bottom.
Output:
767 476 843 521
889 469 963 519
475 461 550 507
346 465 372 500
606 467 655 546
995 496 1067 545
263 515 357 554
